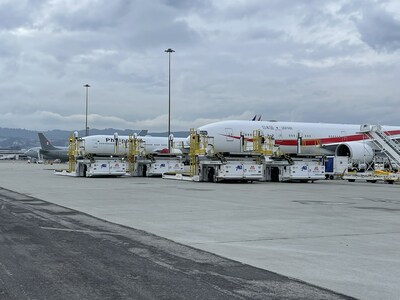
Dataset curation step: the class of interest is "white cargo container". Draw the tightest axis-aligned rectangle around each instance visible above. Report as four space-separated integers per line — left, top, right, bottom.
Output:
280 159 325 182
59 159 127 177
85 159 127 177
146 159 184 177
213 160 264 182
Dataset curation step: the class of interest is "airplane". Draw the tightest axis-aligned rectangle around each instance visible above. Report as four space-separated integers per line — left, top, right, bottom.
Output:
196 120 400 163
36 132 187 160
38 133 69 161
24 136 67 162
79 134 187 156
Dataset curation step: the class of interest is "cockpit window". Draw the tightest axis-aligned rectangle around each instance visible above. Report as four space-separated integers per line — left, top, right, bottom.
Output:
200 130 208 135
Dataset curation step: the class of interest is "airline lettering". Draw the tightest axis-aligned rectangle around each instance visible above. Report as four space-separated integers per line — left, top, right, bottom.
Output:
261 125 293 130
105 138 129 143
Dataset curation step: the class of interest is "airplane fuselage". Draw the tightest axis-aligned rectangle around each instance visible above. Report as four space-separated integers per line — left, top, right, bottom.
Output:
41 149 69 161
80 135 187 156
198 120 400 162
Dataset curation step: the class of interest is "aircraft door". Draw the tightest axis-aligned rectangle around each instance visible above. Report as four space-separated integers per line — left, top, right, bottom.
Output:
225 128 234 142
341 131 347 142
275 128 282 139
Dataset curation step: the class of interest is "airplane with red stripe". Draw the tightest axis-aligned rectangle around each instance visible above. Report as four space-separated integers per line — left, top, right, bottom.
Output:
197 120 400 163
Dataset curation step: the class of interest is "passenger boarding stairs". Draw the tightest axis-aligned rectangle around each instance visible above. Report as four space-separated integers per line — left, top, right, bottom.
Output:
359 124 400 166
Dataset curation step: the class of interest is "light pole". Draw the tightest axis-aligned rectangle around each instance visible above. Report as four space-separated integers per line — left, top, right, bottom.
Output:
83 84 90 136
164 48 175 152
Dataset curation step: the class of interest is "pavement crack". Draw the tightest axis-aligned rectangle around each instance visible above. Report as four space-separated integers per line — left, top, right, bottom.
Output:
39 226 125 236
190 231 400 245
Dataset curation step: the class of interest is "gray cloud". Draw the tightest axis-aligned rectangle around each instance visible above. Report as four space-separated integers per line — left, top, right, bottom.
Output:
0 0 399 132
354 4 400 52
0 0 39 30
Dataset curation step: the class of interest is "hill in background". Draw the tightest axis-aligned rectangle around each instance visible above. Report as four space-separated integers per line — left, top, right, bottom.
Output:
0 127 190 149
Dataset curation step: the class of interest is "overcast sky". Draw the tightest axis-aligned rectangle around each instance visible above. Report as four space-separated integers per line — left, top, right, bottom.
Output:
0 0 399 132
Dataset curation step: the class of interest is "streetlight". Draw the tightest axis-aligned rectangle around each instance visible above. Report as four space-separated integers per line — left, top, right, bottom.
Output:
83 84 90 136
164 48 175 152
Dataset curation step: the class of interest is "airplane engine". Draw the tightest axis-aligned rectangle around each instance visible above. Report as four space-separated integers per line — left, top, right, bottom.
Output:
335 142 374 162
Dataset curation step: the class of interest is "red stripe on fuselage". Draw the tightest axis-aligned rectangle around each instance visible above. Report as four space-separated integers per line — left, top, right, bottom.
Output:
221 129 400 146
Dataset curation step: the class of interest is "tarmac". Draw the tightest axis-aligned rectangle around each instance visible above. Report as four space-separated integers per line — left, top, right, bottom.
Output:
1 161 400 299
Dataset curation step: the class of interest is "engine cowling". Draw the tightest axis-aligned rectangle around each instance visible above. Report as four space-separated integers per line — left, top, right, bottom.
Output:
335 142 374 162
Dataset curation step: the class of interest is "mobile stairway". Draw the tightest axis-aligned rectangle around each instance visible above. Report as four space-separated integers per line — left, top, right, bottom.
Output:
342 124 400 183
359 124 400 166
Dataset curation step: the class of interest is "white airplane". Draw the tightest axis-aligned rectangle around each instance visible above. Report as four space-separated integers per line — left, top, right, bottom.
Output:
197 120 400 163
79 134 187 156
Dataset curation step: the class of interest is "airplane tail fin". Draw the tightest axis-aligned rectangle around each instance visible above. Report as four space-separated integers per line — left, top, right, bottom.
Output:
38 133 58 150
251 115 262 121
137 129 148 136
